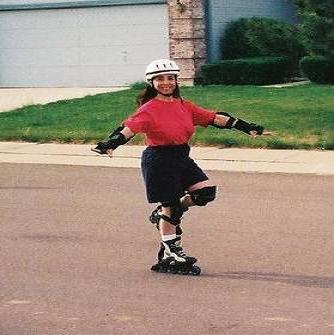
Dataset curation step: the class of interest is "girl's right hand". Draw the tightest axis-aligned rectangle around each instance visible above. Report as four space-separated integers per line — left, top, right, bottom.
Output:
107 149 113 158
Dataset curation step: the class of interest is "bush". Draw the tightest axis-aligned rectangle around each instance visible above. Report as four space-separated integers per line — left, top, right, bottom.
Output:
300 56 334 83
201 57 295 85
220 17 305 69
293 0 334 59
130 81 147 90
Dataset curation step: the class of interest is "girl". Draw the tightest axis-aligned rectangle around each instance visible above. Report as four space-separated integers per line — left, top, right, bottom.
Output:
92 59 267 275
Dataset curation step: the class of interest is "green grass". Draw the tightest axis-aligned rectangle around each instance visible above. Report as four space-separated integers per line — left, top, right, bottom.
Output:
0 83 333 150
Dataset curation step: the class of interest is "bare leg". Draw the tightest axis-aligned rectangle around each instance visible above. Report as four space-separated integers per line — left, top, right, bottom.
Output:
159 206 176 236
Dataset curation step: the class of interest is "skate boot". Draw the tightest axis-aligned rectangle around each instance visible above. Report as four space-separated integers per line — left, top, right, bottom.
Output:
150 224 183 268
151 237 201 276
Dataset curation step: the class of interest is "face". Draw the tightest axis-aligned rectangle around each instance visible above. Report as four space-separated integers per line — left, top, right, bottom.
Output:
152 74 177 96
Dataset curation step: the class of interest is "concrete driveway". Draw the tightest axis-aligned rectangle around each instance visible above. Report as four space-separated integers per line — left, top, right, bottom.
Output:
0 87 128 113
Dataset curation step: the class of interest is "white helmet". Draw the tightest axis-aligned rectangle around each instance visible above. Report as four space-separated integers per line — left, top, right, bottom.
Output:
145 59 180 82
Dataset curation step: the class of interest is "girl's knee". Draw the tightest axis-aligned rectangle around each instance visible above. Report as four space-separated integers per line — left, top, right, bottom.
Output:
188 186 217 206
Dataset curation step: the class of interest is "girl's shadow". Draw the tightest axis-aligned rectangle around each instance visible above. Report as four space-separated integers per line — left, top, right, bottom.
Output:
202 271 334 289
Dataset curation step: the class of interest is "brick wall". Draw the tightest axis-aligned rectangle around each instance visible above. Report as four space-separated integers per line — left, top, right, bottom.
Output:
168 0 207 85
167 0 297 84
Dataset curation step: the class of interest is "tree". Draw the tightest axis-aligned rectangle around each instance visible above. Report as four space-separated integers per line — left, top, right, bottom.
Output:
293 0 334 59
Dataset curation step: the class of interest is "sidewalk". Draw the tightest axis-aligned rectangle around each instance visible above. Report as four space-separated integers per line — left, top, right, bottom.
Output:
1 142 333 175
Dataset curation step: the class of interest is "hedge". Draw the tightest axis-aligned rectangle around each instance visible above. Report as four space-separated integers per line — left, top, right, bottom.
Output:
300 56 334 84
201 57 295 85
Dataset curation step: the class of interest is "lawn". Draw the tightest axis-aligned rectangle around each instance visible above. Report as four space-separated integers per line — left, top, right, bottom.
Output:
0 83 333 150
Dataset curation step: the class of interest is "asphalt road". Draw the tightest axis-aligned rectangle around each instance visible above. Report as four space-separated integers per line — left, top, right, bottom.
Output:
1 163 334 335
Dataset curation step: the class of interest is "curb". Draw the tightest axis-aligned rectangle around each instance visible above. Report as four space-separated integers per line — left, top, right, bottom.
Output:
0 142 333 176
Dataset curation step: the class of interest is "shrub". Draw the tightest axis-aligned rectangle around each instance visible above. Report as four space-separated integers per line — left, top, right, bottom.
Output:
130 81 147 90
220 17 305 69
300 56 334 83
201 57 295 85
293 0 334 59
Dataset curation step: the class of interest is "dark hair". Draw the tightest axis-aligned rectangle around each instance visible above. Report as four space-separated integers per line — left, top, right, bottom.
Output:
136 83 182 106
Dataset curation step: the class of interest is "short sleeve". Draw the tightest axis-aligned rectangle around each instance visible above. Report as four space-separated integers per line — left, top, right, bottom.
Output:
185 100 216 127
123 108 150 134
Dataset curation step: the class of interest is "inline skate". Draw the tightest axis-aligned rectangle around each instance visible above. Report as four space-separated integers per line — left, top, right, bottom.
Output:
151 237 201 276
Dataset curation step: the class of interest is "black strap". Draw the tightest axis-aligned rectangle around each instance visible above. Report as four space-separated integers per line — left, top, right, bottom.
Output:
156 213 181 226
91 126 131 154
212 112 264 135
234 119 264 135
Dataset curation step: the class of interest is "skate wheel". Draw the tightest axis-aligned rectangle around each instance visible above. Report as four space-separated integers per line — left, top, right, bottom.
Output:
159 266 168 273
170 267 178 274
151 264 160 272
191 265 201 276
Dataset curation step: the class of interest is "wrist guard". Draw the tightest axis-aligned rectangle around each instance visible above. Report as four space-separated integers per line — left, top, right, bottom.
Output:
234 119 264 135
91 126 130 155
213 112 264 135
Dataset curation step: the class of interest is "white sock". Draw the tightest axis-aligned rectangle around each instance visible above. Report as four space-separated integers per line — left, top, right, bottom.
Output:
161 234 177 242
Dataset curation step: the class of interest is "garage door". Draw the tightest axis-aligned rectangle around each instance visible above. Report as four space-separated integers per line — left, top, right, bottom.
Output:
0 4 169 87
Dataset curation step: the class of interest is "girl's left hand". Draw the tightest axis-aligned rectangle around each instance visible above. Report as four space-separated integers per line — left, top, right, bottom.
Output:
250 130 273 137
107 149 114 157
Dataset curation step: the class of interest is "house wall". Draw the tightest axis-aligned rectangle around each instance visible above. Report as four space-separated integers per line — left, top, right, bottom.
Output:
0 0 298 86
168 0 207 85
0 1 169 87
0 0 166 7
206 0 298 61
167 0 297 83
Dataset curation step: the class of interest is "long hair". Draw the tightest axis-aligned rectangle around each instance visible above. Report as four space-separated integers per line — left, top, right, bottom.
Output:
136 83 182 107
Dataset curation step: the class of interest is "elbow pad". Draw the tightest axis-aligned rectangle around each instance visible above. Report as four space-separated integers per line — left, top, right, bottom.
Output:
213 112 264 135
92 126 131 155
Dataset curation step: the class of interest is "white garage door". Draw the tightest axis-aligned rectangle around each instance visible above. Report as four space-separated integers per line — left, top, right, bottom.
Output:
0 4 169 87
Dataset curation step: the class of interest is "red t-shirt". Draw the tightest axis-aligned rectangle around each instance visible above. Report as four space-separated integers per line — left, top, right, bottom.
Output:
124 98 216 146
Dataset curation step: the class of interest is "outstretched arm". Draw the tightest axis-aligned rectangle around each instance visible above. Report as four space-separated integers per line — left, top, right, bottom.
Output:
211 112 267 136
91 125 135 156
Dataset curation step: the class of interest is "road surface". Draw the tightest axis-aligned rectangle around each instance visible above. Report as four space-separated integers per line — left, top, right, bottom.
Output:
1 163 333 335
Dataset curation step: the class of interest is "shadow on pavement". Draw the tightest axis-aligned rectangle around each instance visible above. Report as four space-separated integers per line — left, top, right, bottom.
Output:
202 271 334 289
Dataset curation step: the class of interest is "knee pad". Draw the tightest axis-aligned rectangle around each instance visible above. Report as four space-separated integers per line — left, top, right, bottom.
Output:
190 186 216 206
160 200 184 226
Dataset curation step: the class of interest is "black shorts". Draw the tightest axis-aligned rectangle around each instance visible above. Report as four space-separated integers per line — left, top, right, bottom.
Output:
141 144 208 203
